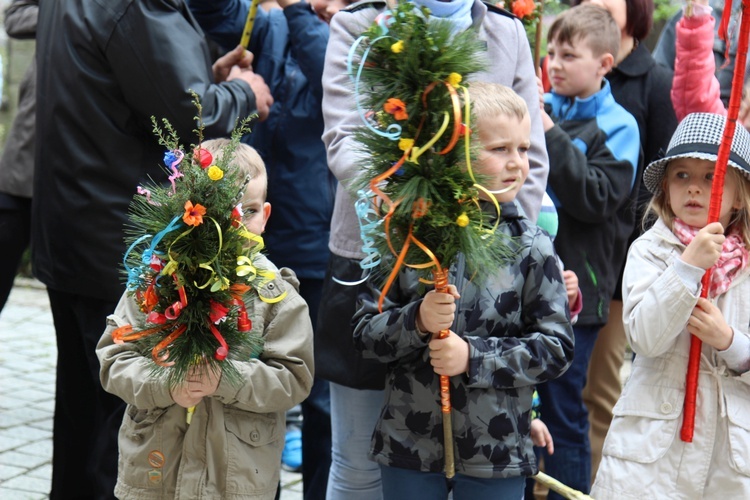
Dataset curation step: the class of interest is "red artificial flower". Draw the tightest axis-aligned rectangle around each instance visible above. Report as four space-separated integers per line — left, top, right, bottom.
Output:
183 200 206 226
209 300 230 324
231 205 243 228
193 147 213 169
512 0 536 19
383 98 409 121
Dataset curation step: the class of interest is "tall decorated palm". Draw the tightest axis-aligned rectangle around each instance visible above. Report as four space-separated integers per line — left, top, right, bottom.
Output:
348 2 517 477
112 98 282 399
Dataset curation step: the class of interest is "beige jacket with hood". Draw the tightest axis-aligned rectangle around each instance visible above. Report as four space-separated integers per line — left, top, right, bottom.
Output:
97 257 314 499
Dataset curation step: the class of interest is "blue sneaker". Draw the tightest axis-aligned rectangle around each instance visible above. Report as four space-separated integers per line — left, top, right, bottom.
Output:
281 426 302 472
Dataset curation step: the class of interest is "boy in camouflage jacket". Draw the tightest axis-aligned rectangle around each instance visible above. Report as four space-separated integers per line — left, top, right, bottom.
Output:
353 83 574 498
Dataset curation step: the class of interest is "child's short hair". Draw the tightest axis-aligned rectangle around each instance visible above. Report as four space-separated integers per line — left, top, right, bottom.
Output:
201 138 267 200
547 4 620 59
469 81 528 123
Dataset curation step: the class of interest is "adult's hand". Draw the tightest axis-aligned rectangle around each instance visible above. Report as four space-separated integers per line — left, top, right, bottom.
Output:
229 67 274 121
213 44 252 83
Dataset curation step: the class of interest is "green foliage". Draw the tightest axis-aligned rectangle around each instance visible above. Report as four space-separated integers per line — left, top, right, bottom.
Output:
121 98 266 388
654 0 679 24
349 2 517 285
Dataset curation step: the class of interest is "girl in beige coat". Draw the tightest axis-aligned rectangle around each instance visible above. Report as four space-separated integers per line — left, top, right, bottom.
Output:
592 113 750 499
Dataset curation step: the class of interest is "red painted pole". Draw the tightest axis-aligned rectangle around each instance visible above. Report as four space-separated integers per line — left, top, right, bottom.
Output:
681 0 750 442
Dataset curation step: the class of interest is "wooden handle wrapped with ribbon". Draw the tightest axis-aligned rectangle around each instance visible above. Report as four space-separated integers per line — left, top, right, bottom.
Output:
432 267 456 478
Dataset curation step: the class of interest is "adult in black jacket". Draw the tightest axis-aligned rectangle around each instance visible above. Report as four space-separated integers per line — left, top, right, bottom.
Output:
33 1 272 497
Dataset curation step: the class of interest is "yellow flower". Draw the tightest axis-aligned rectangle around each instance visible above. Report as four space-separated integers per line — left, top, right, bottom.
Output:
207 165 224 181
456 213 469 227
447 72 462 87
398 138 414 151
391 40 404 53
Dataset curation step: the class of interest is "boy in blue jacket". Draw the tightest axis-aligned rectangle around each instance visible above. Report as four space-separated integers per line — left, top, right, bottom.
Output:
536 4 640 497
187 1 350 497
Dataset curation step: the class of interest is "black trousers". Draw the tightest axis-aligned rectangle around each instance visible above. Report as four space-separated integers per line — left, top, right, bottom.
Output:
298 278 332 500
47 288 124 500
0 193 31 312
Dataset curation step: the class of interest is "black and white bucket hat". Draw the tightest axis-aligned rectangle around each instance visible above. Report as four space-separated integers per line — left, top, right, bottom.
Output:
643 112 750 194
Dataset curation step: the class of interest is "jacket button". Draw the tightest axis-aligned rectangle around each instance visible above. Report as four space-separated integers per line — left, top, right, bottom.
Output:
660 402 673 414
250 431 260 442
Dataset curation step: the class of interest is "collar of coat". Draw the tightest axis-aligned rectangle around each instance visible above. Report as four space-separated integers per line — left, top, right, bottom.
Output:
611 42 656 78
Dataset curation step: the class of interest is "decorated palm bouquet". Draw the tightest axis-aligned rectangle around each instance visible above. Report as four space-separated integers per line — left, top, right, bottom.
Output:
349 2 515 302
112 103 276 388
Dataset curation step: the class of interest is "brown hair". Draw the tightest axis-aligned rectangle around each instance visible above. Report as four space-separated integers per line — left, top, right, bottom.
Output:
469 81 528 123
200 138 267 202
645 165 750 247
547 4 620 59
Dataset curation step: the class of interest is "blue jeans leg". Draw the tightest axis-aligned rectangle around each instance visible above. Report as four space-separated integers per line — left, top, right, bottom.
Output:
326 383 385 500
536 324 599 498
380 465 525 500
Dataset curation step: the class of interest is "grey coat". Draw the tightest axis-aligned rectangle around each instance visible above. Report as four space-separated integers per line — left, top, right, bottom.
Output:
0 0 37 198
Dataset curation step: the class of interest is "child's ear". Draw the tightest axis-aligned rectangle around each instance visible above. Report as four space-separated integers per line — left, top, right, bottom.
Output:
261 202 272 233
598 53 615 76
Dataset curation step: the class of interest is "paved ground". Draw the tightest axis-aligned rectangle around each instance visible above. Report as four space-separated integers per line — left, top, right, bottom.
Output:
0 278 303 499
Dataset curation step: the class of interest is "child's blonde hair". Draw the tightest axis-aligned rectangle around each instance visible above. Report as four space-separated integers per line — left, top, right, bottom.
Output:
201 138 267 203
469 81 528 123
547 4 620 59
645 166 750 247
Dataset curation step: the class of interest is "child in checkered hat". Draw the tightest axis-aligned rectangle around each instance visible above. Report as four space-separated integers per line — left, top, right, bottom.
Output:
592 112 750 498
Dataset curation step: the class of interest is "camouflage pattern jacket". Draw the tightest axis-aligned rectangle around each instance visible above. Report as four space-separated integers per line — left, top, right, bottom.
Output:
353 202 574 478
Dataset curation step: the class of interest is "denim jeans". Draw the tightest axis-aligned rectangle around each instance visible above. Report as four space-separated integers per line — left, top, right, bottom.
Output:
326 383 385 500
380 465 525 500
536 324 600 498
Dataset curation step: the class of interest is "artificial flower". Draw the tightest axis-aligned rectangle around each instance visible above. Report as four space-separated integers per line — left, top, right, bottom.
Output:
384 98 409 121
399 137 415 151
207 165 224 181
209 300 230 324
447 72 462 87
391 40 404 53
193 147 213 168
456 213 470 227
231 204 244 228
512 0 536 19
163 151 178 167
412 198 431 219
183 200 206 226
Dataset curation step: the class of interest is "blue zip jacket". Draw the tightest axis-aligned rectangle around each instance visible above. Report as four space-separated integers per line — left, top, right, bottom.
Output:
543 79 639 326
189 0 335 279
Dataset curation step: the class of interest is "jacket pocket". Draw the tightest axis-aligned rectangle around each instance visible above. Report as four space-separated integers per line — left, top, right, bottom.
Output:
725 383 750 476
603 383 683 463
224 409 283 494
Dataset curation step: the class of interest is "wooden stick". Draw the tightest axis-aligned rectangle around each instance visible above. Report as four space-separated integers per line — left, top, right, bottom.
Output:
533 471 594 500
432 268 455 478
534 0 544 70
240 0 261 49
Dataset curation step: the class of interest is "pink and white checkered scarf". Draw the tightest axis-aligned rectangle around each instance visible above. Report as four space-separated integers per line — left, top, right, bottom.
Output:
672 218 749 298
